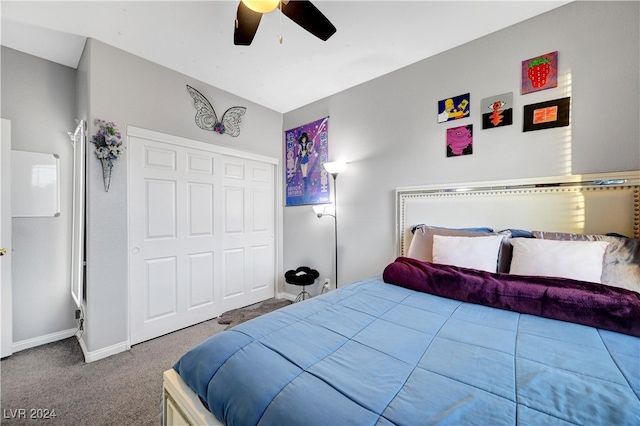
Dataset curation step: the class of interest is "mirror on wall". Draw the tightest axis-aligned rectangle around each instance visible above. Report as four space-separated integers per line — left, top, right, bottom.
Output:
70 120 86 309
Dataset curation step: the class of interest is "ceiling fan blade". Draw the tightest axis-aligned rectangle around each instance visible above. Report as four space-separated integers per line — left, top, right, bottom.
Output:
234 1 263 46
279 0 337 41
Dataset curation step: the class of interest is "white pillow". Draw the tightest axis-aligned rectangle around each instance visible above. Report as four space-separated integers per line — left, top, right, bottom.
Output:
509 238 609 283
432 235 504 273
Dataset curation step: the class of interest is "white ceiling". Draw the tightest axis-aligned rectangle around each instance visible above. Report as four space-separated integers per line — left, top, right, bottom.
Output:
1 1 571 113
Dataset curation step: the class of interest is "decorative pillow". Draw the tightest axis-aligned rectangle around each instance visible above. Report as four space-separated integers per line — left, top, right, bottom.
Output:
509 238 609 283
499 228 533 239
406 225 512 273
411 225 494 234
432 235 505 273
532 231 640 293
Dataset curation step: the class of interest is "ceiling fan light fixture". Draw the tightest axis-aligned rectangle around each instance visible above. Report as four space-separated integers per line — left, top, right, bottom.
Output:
234 0 334 46
241 0 280 14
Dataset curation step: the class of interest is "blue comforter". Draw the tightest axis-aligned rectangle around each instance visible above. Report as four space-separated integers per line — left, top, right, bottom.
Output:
174 277 640 425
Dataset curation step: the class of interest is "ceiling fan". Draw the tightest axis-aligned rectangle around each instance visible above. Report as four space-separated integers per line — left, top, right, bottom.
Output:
234 0 337 46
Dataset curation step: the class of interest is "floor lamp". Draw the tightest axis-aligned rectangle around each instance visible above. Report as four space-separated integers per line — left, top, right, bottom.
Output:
313 161 346 291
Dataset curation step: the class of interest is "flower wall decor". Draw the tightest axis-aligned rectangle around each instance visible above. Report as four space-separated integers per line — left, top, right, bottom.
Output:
91 118 125 192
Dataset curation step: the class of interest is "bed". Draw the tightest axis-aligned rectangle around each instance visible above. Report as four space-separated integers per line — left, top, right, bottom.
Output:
163 171 640 426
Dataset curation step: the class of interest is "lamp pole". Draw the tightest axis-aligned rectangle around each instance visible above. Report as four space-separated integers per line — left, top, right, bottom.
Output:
315 187 337 289
318 161 346 291
330 172 339 288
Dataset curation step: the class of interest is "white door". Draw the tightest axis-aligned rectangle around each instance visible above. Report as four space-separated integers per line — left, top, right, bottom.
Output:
219 156 275 312
129 129 276 345
1 119 13 358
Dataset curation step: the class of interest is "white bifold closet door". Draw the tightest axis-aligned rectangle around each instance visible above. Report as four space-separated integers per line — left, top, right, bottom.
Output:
128 128 276 345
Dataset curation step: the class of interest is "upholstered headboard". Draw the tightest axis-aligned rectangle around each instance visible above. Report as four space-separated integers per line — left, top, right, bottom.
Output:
396 171 640 256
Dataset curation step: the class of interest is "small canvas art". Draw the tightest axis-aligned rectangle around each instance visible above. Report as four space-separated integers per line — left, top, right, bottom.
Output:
438 93 470 123
446 124 473 157
481 92 513 130
523 97 570 132
521 51 558 94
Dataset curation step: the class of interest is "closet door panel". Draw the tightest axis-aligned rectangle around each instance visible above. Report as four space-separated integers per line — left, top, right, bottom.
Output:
129 130 275 345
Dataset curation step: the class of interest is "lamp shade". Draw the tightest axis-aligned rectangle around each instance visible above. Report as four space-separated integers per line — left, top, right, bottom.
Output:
323 161 347 176
241 0 279 13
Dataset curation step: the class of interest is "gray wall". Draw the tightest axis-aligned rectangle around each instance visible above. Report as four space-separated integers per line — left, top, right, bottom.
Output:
1 47 78 342
80 39 283 353
283 1 640 293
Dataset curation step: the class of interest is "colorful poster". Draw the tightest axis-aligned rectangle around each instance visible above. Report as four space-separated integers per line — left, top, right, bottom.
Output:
285 117 330 206
521 51 558 95
481 92 513 130
438 93 470 123
446 124 473 157
523 97 570 132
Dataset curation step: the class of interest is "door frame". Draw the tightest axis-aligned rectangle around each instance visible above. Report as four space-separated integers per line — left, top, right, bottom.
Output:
126 125 282 344
1 119 13 358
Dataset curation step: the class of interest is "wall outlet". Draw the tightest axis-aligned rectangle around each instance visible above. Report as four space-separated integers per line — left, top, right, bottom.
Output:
321 278 330 294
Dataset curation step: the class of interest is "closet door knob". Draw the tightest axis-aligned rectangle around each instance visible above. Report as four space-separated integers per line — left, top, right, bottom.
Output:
0 248 6 256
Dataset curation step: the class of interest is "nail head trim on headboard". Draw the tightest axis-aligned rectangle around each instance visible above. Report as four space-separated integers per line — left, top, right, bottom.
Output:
396 172 640 256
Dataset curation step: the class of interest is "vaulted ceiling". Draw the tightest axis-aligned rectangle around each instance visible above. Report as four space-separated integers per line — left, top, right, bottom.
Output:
1 1 571 113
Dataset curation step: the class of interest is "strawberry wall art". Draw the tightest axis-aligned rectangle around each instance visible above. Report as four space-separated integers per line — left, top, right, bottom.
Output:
521 51 558 94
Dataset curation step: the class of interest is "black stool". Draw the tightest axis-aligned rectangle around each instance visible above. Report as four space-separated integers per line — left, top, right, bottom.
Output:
285 267 319 303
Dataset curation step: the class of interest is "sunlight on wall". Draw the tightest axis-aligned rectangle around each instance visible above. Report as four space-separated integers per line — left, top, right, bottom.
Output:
556 70 585 232
572 190 586 233
558 70 573 176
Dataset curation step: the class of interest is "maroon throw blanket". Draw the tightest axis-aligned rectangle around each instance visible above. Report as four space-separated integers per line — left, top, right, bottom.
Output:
383 257 640 337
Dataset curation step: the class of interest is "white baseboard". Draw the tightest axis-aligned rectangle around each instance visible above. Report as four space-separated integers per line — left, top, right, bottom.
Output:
277 291 296 302
12 328 77 353
78 337 130 363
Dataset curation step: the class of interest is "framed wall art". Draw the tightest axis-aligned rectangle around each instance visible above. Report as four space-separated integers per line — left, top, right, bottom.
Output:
481 92 513 130
521 51 558 95
285 117 330 206
446 124 473 157
438 93 470 123
523 97 570 132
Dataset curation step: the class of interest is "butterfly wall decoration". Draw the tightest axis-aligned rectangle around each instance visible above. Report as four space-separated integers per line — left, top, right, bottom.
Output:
186 85 246 137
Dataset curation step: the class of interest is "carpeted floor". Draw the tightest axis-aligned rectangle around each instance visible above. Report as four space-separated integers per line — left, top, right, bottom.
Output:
0 298 291 425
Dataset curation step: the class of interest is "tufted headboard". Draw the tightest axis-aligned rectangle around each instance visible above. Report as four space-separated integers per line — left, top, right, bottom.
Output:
396 171 640 256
